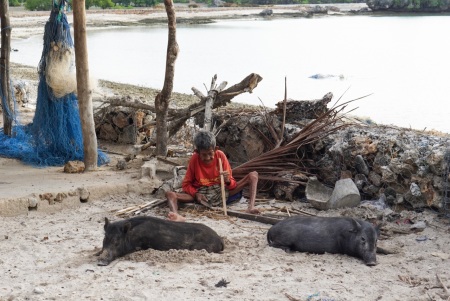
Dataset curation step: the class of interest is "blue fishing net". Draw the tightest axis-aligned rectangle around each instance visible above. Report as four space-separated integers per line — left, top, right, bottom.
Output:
0 1 109 166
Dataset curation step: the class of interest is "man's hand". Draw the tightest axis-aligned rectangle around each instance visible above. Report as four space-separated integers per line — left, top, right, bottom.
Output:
195 193 208 203
221 170 231 185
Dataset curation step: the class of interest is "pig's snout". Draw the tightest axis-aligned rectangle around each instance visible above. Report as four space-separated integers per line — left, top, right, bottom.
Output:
365 260 378 266
96 249 113 266
97 259 111 266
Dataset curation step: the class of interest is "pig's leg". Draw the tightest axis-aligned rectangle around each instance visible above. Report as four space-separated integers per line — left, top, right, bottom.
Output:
166 191 194 222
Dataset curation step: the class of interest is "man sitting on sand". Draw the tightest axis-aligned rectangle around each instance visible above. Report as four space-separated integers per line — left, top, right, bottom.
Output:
166 130 260 222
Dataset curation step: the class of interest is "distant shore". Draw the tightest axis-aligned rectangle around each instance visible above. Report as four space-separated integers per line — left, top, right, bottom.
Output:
9 4 369 39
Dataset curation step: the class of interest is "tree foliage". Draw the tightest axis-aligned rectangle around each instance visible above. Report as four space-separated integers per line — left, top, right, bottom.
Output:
24 0 52 10
9 0 23 7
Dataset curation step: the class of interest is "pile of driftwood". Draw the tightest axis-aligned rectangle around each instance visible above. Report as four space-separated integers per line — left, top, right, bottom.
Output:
94 73 263 145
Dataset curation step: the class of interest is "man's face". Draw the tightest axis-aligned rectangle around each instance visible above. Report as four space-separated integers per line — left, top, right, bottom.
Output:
198 147 215 165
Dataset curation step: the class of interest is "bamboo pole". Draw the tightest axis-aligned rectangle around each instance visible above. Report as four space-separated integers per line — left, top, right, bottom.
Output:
218 157 228 216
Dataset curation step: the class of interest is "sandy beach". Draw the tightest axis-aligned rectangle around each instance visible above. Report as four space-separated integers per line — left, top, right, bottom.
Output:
2 5 450 301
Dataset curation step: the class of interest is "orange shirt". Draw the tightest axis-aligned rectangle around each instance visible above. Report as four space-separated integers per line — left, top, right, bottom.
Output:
182 150 237 197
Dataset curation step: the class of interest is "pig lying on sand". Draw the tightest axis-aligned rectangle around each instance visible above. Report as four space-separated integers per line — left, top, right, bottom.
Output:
267 216 379 266
97 216 224 266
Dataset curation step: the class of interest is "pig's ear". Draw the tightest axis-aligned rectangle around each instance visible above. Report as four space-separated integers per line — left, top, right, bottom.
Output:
104 217 110 230
122 222 132 234
349 218 362 233
374 223 381 237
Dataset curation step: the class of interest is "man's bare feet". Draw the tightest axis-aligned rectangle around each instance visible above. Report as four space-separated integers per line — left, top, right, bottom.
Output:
246 207 261 214
167 212 186 222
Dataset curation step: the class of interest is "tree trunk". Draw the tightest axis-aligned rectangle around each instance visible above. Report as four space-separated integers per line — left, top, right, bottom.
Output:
155 0 179 156
0 0 13 136
73 0 98 170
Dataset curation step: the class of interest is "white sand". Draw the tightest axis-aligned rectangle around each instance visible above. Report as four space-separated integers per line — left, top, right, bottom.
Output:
1 192 450 300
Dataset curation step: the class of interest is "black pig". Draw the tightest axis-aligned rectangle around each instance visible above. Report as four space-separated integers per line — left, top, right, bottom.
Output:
97 216 224 266
267 216 379 266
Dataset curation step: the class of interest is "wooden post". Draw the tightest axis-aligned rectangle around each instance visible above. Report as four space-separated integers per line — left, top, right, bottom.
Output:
155 0 179 156
0 0 13 136
72 0 98 171
218 157 228 216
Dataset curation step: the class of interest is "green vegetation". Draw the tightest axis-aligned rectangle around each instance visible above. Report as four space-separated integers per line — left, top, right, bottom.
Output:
24 0 53 10
9 0 23 6
18 0 364 11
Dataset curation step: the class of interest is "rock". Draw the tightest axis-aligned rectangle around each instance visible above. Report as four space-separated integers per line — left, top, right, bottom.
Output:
34 287 45 294
54 192 67 202
410 183 421 197
112 112 130 129
305 177 333 210
116 159 127 170
368 171 382 187
118 124 136 144
380 166 396 183
329 178 361 209
259 9 273 16
78 187 90 202
64 161 85 173
410 221 426 231
141 158 157 179
98 123 118 141
355 155 369 175
28 197 38 208
354 174 368 190
360 194 387 210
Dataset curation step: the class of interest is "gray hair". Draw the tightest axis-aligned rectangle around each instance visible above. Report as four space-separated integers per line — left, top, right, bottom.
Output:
194 130 216 151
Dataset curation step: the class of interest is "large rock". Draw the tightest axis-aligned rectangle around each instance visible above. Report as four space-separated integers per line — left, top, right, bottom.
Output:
328 178 361 209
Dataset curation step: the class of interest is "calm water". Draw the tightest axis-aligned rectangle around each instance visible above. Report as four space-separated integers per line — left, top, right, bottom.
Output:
11 15 450 133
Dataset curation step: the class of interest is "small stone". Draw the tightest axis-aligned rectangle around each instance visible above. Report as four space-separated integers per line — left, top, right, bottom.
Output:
64 160 85 173
410 221 426 231
355 155 369 175
78 187 90 202
116 159 127 170
54 192 67 202
28 197 38 208
34 287 45 294
410 183 421 196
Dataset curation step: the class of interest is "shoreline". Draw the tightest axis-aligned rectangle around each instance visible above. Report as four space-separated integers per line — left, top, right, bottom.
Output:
9 4 370 39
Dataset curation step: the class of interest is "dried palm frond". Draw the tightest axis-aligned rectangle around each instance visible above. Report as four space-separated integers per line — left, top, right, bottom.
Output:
232 93 372 185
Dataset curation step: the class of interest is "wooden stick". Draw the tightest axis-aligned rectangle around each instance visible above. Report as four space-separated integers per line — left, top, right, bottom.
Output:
218 157 228 216
284 293 301 301
436 273 450 295
226 210 281 225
